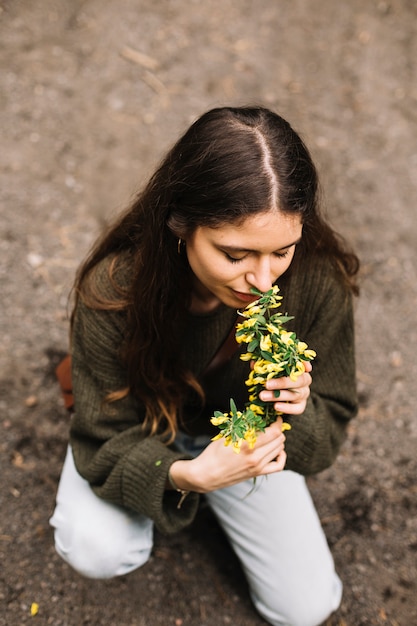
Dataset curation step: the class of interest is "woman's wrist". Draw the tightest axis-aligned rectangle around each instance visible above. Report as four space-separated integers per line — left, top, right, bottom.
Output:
168 459 204 494
167 460 204 509
167 466 191 509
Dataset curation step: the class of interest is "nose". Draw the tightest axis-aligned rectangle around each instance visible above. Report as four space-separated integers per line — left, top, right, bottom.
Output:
245 256 274 293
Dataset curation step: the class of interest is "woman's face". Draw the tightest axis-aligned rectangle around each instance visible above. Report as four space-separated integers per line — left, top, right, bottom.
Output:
185 210 302 312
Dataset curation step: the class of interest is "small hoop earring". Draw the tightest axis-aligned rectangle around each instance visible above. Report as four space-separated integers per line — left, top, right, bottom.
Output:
177 238 183 254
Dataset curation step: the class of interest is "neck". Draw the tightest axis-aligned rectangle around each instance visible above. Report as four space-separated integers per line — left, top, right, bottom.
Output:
189 280 221 314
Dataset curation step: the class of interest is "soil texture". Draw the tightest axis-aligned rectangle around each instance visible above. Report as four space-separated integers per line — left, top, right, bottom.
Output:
1 1 416 625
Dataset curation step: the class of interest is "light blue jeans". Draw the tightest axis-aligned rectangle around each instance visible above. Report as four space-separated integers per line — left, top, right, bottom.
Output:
50 439 342 626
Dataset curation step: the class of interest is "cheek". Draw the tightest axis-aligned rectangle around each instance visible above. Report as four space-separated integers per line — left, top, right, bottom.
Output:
187 251 230 284
203 261 245 290
273 252 295 276
205 262 238 284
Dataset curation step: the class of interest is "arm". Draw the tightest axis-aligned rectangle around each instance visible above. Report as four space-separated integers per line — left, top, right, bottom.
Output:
69 299 199 535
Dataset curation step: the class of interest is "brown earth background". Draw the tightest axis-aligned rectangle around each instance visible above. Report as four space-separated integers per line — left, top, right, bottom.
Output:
1 1 417 625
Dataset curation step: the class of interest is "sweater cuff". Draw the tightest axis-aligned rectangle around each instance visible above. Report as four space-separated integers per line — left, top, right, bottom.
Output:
121 437 200 535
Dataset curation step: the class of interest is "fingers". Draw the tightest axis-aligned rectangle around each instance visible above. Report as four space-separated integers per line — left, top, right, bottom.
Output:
241 422 286 475
278 389 310 415
259 386 310 413
261 451 287 475
258 368 312 415
250 422 287 475
264 370 312 392
261 420 288 473
193 423 287 490
255 424 286 455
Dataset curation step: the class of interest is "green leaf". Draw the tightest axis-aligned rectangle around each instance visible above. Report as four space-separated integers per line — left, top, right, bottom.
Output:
247 339 259 352
271 314 294 325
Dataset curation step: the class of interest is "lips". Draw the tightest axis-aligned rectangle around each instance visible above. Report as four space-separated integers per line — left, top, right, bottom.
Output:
232 290 258 303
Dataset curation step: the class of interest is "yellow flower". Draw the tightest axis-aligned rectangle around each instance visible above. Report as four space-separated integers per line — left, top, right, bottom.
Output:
297 341 308 353
245 371 265 386
281 422 292 432
266 322 281 335
249 403 265 415
304 349 316 359
244 428 258 448
211 433 224 441
253 359 269 374
240 352 253 361
242 304 263 317
289 361 305 381
279 331 294 346
236 331 255 344
210 413 230 426
251 360 283 379
236 318 257 332
30 603 39 617
232 439 242 453
260 334 272 352
265 362 284 375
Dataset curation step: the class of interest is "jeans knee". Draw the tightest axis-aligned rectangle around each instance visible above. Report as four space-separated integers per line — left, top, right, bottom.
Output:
255 602 334 626
52 515 153 579
253 575 343 626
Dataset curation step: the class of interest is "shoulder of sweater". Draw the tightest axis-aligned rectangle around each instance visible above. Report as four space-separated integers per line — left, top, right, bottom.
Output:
283 255 348 304
84 250 134 300
73 253 132 343
278 256 352 335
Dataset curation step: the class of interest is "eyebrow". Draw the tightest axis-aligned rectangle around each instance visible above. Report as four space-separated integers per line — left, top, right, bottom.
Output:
220 237 302 254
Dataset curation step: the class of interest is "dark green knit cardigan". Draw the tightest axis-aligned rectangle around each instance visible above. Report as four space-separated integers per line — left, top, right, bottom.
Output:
69 254 358 534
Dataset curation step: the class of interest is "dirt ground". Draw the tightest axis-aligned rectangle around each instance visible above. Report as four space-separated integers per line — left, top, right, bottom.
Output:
1 1 416 625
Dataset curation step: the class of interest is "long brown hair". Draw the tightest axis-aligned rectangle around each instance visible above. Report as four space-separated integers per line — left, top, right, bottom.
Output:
72 106 359 440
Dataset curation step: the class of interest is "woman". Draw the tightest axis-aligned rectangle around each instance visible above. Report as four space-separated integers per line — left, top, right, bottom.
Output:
50 106 359 626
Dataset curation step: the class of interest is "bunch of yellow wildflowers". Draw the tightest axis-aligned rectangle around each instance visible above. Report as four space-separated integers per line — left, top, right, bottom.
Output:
210 285 316 452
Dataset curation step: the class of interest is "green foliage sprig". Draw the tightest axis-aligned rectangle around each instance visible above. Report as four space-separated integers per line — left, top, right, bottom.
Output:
210 285 316 453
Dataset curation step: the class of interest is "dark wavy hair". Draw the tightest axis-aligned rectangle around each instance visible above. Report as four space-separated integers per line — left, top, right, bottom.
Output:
72 106 359 440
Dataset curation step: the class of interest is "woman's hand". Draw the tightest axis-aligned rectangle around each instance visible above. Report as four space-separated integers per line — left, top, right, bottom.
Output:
169 418 287 494
169 364 312 494
258 360 312 415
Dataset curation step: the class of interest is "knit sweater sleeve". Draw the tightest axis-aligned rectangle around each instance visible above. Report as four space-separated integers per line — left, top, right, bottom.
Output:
69 297 199 535
281 261 358 475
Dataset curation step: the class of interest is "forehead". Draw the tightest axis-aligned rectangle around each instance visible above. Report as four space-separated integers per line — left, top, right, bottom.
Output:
198 211 302 250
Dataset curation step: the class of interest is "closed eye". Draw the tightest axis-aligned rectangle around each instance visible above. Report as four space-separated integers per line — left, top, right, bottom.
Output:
222 240 299 264
274 249 291 259
225 252 247 264
225 248 292 263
